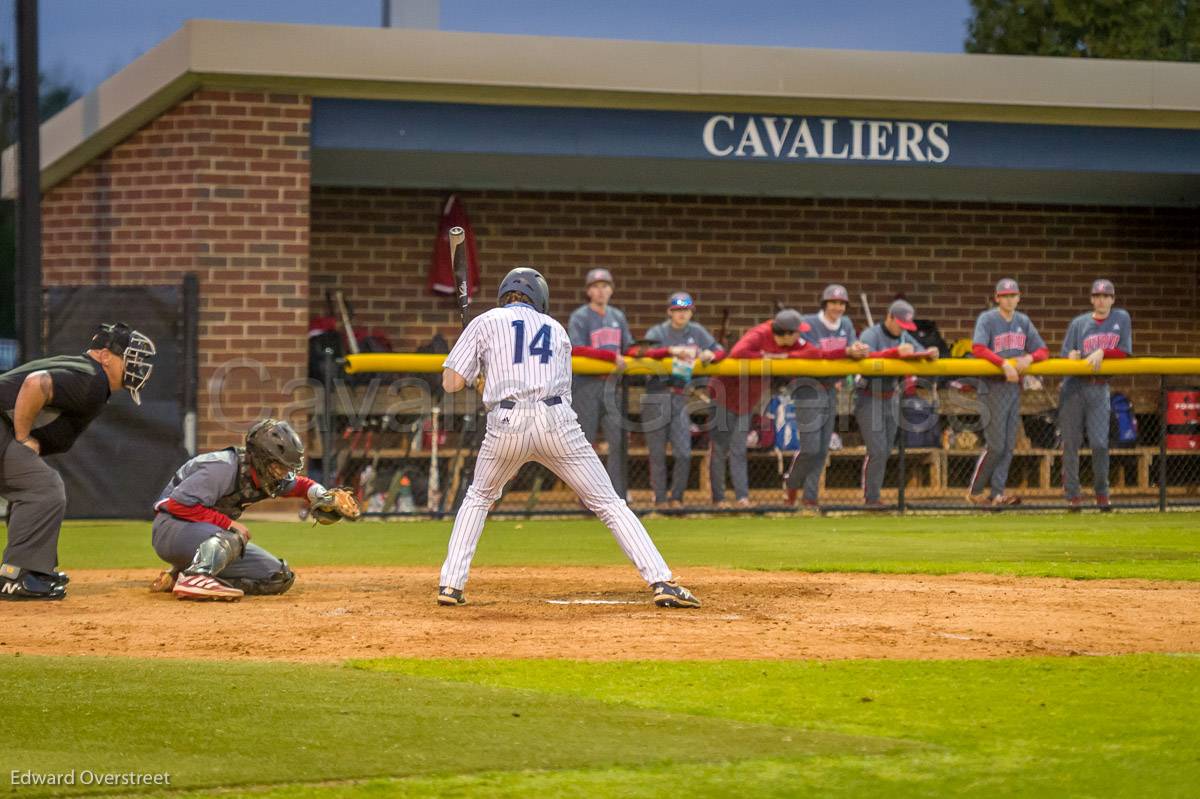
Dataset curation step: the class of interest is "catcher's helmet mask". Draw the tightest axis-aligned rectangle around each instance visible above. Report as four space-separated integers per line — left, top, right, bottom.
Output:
497 267 549 314
90 322 156 406
245 418 305 496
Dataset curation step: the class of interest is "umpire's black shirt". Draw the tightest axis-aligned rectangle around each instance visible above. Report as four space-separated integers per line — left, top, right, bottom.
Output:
0 355 112 456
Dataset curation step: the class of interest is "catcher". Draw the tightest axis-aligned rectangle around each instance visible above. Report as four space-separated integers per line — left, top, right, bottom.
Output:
149 418 359 601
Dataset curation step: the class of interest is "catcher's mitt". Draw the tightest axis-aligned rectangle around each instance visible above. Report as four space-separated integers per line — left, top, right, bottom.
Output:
311 487 362 525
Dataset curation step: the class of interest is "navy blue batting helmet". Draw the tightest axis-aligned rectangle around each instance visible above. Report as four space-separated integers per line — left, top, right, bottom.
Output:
497 267 549 314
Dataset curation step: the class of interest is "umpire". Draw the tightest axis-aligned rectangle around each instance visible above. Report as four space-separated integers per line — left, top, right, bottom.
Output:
0 322 155 600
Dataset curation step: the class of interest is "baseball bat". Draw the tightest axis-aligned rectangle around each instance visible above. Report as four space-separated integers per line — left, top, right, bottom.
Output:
428 405 441 511
448 226 469 328
334 291 360 355
860 293 874 328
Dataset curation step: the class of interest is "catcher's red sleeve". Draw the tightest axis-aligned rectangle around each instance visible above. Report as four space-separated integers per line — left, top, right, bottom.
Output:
161 499 233 530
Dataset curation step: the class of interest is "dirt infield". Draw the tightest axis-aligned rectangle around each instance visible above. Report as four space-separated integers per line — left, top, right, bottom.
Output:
3 566 1198 662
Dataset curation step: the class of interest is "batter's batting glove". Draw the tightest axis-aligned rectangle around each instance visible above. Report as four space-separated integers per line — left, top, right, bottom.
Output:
311 487 362 525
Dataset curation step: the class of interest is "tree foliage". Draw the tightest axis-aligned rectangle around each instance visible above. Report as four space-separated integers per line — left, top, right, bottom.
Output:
966 0 1199 61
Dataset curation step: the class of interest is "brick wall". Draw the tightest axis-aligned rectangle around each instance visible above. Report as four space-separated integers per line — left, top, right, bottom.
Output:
41 89 311 451
311 189 1199 356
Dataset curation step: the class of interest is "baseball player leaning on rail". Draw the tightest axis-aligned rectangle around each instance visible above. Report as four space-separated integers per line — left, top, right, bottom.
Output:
967 278 1049 508
1059 279 1132 512
437 267 700 609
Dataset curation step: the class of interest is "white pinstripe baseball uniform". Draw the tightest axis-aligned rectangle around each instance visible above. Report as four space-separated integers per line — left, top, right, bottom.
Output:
439 301 674 592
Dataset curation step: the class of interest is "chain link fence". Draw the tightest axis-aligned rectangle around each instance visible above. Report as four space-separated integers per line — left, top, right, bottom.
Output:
321 356 1200 516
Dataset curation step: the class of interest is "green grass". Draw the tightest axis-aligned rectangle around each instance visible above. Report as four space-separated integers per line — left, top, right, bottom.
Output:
60 512 1200 580
1 655 1196 798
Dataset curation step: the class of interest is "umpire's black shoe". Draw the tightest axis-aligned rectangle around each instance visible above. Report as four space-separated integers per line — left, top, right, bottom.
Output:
33 570 70 587
0 566 67 601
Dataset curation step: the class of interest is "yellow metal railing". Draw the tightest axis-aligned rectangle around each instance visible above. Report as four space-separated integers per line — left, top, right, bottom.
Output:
345 353 1200 378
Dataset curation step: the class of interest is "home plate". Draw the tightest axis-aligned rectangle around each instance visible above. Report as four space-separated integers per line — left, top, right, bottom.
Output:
544 599 641 605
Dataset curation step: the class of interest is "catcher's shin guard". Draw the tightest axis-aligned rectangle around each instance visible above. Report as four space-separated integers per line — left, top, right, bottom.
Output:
223 561 296 596
184 530 246 577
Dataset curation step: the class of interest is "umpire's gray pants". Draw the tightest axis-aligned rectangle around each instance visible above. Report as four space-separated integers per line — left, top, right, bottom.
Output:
785 381 837 503
151 514 285 581
642 391 692 503
572 375 628 497
709 404 751 502
1060 381 1111 498
855 391 900 503
970 381 1022 498
0 425 67 574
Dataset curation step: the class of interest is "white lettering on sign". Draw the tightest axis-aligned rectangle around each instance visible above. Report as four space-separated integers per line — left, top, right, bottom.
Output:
702 115 951 163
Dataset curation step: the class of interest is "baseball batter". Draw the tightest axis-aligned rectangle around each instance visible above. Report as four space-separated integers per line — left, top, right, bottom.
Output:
854 300 938 509
438 268 699 608
0 322 154 600
968 278 1048 507
150 418 360 601
639 292 724 507
785 284 870 509
1060 279 1132 511
568 268 634 497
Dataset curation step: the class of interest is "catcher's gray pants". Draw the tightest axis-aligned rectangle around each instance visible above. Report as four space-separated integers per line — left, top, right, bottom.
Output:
572 375 628 497
1060 381 1111 498
152 514 286 584
785 381 837 503
642 391 692 504
854 392 900 503
708 404 751 503
970 381 1021 498
0 425 67 574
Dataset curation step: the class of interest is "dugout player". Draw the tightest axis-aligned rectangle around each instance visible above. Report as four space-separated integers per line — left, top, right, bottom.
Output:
0 322 155 600
1060 279 1132 512
967 278 1048 507
708 309 816 507
568 268 634 497
855 300 939 509
437 268 699 608
150 418 358 601
785 284 870 510
637 292 724 508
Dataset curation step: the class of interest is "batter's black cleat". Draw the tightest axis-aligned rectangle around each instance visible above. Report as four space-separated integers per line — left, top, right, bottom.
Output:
437 586 466 606
652 580 701 609
0 565 67 601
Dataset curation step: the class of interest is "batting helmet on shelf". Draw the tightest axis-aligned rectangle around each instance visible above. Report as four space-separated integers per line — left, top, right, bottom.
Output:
498 267 550 314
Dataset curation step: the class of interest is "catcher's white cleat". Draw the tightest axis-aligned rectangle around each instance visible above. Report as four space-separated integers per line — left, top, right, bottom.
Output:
173 573 244 601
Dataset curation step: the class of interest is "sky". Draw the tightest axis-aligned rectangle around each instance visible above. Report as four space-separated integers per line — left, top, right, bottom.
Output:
2 0 974 98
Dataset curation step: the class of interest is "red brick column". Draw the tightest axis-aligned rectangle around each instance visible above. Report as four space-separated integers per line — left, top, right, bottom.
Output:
42 89 311 451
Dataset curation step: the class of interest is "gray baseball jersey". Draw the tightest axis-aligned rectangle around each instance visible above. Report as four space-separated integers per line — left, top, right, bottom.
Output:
568 305 634 354
858 324 921 395
1060 309 1133 389
643 321 721 392
972 309 1046 359
154 450 318 516
801 313 858 386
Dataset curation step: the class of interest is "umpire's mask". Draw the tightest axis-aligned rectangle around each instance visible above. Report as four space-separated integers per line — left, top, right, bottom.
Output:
91 322 156 406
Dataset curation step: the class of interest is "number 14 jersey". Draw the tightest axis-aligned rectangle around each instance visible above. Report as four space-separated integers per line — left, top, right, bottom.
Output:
443 302 574 409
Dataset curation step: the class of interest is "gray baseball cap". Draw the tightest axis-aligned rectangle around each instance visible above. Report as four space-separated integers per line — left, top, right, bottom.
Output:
1091 278 1115 296
887 299 917 331
668 291 694 309
995 278 1020 296
773 309 804 333
585 268 614 287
